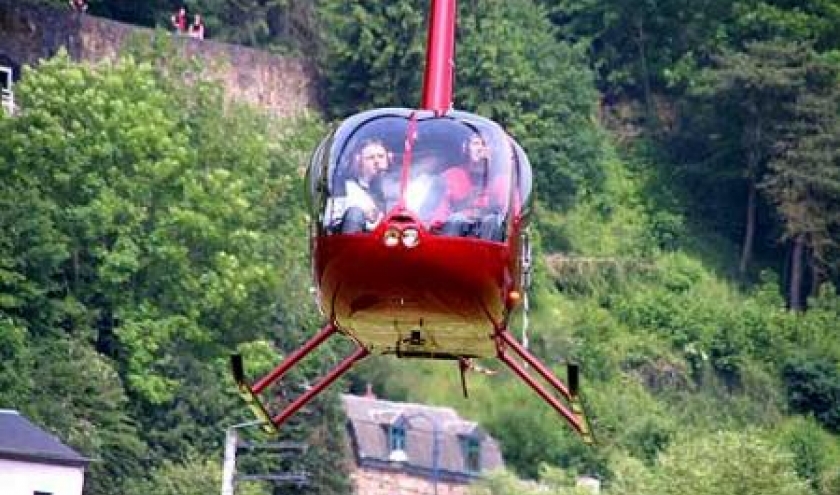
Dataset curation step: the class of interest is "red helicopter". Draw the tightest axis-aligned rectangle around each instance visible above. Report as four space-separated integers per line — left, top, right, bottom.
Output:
232 0 592 443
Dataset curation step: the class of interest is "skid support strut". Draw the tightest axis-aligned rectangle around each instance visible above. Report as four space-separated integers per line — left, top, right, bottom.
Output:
495 328 593 444
231 323 369 433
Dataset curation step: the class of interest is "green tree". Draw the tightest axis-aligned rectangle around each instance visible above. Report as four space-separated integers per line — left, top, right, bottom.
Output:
22 338 147 495
657 430 812 495
761 50 840 308
782 354 840 433
685 40 814 278
456 0 605 208
540 0 840 104
1 44 351 494
317 0 426 118
541 0 733 103
123 453 268 495
470 465 593 495
482 382 602 480
604 453 657 495
729 1 840 52
184 0 320 53
774 416 840 491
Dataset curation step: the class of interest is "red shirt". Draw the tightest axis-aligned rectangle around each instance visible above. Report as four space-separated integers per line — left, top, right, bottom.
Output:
173 12 187 32
433 166 508 223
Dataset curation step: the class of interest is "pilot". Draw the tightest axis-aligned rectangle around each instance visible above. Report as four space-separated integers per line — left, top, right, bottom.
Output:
338 138 391 233
439 133 506 240
405 148 447 221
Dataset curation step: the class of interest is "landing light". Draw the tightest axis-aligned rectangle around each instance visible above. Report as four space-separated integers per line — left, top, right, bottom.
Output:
402 228 420 248
384 228 401 247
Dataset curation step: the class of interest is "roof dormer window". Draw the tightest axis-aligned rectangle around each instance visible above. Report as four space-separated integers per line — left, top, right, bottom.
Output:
461 436 481 473
388 423 406 453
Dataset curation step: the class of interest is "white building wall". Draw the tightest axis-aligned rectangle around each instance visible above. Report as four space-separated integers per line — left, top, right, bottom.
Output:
0 65 13 116
0 458 85 495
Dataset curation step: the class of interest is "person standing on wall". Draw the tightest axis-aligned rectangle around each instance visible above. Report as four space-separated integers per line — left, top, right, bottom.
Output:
69 0 88 13
188 14 205 39
171 7 187 34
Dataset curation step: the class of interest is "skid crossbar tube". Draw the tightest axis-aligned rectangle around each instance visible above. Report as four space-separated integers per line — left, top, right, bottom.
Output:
499 330 572 399
232 322 369 432
495 328 592 443
253 323 338 394
232 355 275 432
271 346 369 426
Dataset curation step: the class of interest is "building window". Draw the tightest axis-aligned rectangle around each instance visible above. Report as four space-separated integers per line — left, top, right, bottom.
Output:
461 437 481 473
388 423 406 453
1 66 13 115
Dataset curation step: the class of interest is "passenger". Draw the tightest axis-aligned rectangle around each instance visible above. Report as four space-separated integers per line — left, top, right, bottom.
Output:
188 14 205 39
337 139 391 234
405 149 446 222
439 133 506 240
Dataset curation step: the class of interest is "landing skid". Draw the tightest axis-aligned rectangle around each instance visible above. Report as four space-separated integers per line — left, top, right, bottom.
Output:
231 322 592 443
231 323 369 433
494 327 593 444
231 354 275 433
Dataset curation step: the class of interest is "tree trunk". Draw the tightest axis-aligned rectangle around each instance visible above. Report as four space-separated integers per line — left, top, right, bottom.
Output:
635 16 654 126
96 309 117 356
788 234 805 311
808 245 822 300
738 178 757 277
72 248 80 291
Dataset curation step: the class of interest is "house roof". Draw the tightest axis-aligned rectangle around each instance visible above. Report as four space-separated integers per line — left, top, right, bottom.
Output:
0 409 90 467
342 394 503 482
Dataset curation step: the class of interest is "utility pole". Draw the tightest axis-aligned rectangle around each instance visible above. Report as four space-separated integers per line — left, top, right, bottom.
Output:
221 429 236 495
221 420 262 495
220 420 308 495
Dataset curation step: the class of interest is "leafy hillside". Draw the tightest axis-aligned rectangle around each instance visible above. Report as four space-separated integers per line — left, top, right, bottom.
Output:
316 1 840 493
3 1 840 495
0 41 349 495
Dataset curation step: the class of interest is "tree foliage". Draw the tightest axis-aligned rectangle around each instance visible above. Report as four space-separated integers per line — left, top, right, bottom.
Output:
0 44 351 494
317 0 427 118
455 0 605 207
656 430 811 495
761 50 840 307
184 0 320 54
783 354 840 433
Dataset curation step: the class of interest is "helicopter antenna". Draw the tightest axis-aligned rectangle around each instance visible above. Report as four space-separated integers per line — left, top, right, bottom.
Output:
421 0 456 114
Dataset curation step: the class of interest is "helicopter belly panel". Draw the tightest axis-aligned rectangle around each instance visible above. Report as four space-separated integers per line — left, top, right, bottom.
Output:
313 234 515 358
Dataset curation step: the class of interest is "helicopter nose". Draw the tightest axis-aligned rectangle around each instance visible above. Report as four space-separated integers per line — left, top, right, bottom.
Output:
382 211 423 249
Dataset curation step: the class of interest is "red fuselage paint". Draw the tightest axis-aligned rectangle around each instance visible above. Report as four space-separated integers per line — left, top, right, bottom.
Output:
421 0 456 114
312 220 524 358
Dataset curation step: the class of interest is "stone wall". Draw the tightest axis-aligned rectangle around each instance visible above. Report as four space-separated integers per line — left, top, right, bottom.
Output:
351 466 471 495
0 0 318 117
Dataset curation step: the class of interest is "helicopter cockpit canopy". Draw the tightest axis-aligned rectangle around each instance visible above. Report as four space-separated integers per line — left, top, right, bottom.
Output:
307 108 532 241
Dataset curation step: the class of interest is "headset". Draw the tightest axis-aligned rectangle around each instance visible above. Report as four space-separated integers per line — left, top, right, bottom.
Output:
353 138 394 170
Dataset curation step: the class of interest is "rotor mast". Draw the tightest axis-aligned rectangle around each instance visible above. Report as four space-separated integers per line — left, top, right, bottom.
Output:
421 0 456 114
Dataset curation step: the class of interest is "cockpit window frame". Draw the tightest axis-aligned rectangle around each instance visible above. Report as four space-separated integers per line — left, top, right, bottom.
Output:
306 108 533 241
